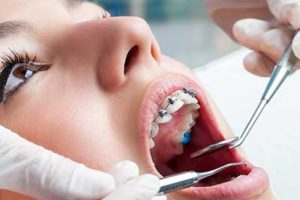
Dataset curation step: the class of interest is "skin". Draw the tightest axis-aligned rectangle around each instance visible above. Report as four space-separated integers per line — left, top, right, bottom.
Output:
0 0 274 199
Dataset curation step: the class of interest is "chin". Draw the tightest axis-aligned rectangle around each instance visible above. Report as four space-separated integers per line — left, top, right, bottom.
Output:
138 73 272 200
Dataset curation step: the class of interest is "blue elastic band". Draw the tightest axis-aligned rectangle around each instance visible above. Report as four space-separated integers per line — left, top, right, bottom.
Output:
181 131 191 145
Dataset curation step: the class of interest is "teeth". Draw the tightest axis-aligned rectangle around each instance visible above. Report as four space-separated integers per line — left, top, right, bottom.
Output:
155 110 172 124
183 104 200 114
161 96 172 108
181 113 195 131
149 88 201 149
165 97 184 114
162 96 185 114
191 103 200 110
150 122 159 138
183 88 197 97
149 138 155 149
175 90 198 104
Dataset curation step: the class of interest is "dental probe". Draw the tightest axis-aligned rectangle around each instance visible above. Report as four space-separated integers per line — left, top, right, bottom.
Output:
157 162 246 195
190 42 298 158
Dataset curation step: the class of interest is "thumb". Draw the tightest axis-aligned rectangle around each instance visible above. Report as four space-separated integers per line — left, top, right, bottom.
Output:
104 174 160 200
108 160 139 186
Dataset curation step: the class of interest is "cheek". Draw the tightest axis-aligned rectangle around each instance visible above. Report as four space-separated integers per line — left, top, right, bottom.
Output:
0 76 124 170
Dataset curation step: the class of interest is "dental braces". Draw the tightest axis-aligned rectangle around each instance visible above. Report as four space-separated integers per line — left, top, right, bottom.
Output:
183 88 196 98
157 88 197 118
152 88 198 145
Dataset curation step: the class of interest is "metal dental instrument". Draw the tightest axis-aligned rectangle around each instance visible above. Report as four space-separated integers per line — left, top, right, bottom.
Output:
190 43 298 159
158 162 246 195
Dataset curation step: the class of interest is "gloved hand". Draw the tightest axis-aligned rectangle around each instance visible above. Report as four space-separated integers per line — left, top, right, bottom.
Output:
203 0 272 40
232 0 300 76
204 0 300 77
0 125 164 200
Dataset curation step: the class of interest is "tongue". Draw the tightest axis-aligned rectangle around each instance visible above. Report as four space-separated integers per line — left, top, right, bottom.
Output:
150 107 195 174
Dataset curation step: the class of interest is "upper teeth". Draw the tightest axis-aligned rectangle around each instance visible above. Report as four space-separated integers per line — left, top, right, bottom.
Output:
174 90 198 104
155 110 172 124
162 96 185 114
150 88 200 149
183 88 197 98
150 122 159 138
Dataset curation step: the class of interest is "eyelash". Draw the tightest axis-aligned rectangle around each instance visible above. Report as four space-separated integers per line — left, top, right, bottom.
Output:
0 50 48 103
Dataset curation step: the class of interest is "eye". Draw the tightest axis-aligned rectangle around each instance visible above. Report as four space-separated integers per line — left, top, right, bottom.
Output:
0 51 50 102
12 63 34 80
5 62 47 96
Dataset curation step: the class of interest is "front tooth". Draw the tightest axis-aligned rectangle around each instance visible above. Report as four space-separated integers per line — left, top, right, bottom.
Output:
175 90 198 104
149 139 155 149
155 110 172 124
150 122 159 138
161 96 172 108
166 97 184 114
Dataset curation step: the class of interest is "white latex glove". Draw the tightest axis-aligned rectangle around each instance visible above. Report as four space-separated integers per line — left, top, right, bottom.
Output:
204 0 271 40
0 125 163 200
232 0 300 76
105 161 166 200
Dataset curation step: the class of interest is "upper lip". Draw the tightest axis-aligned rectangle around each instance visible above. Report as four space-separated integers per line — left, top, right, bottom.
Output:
138 74 269 199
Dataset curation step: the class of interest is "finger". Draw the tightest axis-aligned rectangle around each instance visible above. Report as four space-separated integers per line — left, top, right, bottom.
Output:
0 126 115 200
233 19 273 50
234 19 293 61
292 31 300 59
267 0 300 29
234 19 293 59
108 160 139 186
244 52 276 77
259 28 293 61
104 174 160 200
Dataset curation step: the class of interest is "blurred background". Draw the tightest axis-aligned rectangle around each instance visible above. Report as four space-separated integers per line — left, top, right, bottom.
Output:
88 0 239 68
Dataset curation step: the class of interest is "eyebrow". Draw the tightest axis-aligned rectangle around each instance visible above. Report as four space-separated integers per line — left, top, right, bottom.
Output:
0 21 33 39
0 0 91 40
64 0 86 9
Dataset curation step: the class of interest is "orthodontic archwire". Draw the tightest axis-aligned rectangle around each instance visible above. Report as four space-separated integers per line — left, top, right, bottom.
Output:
155 88 197 118
154 88 197 145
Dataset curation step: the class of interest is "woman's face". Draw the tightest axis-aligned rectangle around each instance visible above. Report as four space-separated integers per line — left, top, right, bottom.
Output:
0 0 273 199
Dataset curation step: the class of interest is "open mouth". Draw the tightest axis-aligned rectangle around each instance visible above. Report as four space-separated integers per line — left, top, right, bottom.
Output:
139 74 269 199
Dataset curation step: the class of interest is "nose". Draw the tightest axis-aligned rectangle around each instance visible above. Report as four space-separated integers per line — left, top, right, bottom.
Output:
53 17 161 91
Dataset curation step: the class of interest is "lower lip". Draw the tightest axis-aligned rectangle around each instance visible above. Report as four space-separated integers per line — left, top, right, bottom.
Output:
138 74 269 199
178 166 269 200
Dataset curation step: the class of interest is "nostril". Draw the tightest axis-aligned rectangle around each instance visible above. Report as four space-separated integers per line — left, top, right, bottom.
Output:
124 45 139 74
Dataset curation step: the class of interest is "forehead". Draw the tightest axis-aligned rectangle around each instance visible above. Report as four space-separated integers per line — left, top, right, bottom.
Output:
0 0 102 37
0 0 96 22
0 1 64 22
